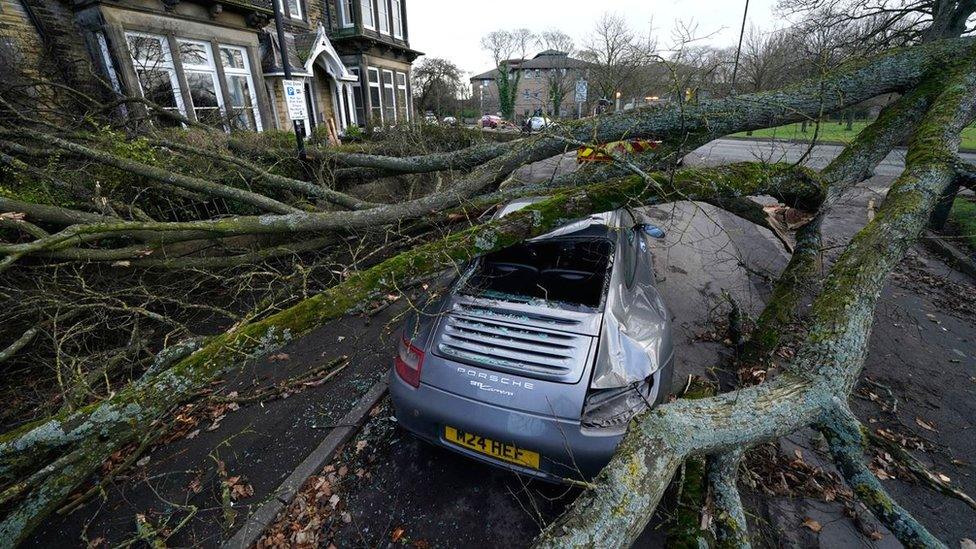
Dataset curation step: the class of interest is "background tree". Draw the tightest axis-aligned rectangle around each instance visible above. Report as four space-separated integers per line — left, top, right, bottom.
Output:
411 57 464 117
579 12 657 107
480 28 535 120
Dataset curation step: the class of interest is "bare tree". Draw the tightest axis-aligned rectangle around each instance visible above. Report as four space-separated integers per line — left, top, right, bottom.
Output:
579 12 657 106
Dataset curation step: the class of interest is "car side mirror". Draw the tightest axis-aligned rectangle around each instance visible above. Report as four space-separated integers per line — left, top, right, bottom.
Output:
638 223 666 239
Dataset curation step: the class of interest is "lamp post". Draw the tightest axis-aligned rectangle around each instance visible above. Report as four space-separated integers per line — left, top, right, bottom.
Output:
615 91 622 112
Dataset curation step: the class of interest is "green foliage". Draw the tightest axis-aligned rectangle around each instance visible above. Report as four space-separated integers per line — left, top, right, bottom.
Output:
495 61 521 121
949 197 976 250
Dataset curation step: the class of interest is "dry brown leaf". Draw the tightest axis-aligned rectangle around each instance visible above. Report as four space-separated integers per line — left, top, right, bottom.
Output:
391 527 406 542
915 417 938 432
802 517 823 533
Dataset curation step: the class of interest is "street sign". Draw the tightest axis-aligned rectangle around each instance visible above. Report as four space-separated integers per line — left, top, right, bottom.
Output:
282 79 307 121
574 80 588 104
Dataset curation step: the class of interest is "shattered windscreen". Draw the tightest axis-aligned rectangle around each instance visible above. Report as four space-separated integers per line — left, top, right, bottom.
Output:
462 238 613 310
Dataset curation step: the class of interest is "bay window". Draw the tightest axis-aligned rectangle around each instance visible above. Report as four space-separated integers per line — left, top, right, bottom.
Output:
219 45 262 131
382 69 395 122
177 39 224 126
125 32 185 126
367 67 382 122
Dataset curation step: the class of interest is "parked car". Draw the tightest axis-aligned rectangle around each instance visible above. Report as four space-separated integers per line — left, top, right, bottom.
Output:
423 112 438 124
479 114 502 128
442 116 458 126
525 115 554 132
390 200 674 482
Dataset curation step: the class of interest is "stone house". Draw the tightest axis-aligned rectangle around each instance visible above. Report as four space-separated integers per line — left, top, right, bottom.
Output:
0 0 421 133
470 50 592 120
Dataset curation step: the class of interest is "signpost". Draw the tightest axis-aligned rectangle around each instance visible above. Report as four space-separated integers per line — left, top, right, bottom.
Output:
272 0 306 159
575 79 588 119
282 80 308 121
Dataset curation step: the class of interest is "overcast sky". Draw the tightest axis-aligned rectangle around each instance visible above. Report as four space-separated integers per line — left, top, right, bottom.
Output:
407 0 787 77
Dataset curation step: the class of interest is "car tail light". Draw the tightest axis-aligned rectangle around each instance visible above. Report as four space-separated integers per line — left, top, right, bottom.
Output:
395 336 425 388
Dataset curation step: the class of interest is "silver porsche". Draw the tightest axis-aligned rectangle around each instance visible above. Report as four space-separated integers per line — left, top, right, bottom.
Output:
389 200 674 482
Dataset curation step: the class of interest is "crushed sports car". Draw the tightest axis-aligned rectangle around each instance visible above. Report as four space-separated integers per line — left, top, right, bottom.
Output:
390 199 674 482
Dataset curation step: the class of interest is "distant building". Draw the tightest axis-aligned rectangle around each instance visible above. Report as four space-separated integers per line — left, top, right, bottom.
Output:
470 50 591 120
0 0 421 132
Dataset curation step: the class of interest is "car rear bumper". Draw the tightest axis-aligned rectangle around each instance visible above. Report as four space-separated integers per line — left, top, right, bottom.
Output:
389 370 624 483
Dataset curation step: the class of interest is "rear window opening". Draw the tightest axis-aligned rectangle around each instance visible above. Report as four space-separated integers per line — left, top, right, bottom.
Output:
462 238 613 310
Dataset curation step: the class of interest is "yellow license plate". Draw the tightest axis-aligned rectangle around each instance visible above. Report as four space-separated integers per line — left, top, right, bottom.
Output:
444 426 540 469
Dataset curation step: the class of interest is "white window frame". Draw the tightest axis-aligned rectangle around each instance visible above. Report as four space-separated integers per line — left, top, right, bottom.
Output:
360 0 375 30
381 68 396 122
177 38 226 127
124 31 187 120
377 0 390 34
338 0 354 27
395 71 408 121
391 0 403 39
367 67 382 122
218 44 263 131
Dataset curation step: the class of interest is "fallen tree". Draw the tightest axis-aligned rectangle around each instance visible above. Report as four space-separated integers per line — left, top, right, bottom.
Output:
0 22 975 549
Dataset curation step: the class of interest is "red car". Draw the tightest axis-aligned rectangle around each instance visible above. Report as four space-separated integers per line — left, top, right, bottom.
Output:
480 115 502 128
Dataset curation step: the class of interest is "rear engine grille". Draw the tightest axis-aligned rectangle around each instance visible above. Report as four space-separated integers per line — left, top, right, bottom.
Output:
436 314 591 383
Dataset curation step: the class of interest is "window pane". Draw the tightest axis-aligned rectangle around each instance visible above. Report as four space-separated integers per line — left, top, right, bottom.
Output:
137 69 177 108
286 0 301 19
396 72 406 87
369 87 381 122
392 0 402 36
383 88 395 122
360 0 373 27
227 75 255 130
377 0 389 33
367 69 379 84
127 34 165 63
179 41 209 67
341 0 354 26
220 47 246 70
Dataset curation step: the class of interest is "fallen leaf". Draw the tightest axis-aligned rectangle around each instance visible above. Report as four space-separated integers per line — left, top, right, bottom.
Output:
341 512 352 524
355 440 368 453
802 517 823 533
391 527 405 542
869 531 883 541
915 417 938 432
937 473 951 483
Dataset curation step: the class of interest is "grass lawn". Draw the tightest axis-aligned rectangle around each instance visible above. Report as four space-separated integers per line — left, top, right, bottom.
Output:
949 197 976 250
733 121 976 150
